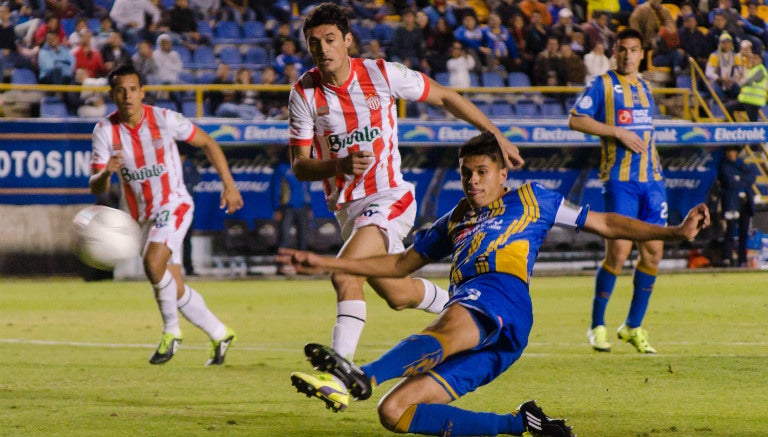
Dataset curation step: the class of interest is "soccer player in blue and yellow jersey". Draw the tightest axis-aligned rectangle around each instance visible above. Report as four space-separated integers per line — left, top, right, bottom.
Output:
568 28 667 354
277 131 709 436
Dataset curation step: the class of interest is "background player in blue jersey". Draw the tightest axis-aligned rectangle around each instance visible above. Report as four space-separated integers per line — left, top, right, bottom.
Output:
277 131 709 437
568 28 667 354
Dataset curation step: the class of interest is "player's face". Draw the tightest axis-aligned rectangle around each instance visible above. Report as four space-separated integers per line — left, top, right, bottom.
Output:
306 24 352 79
460 155 508 209
110 73 145 123
614 37 643 76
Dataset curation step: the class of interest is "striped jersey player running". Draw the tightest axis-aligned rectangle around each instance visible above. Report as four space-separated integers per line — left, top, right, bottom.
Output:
288 2 524 412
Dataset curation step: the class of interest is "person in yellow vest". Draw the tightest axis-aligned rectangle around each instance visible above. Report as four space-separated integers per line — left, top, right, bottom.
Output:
727 46 767 121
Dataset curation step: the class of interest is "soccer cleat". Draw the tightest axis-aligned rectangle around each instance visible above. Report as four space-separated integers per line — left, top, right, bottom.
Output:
205 327 237 366
587 325 611 352
303 343 372 401
617 324 657 354
517 400 575 437
149 332 182 365
291 371 350 412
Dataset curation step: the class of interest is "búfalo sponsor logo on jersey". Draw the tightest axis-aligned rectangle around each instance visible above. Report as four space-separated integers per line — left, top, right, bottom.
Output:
120 163 166 182
327 126 381 153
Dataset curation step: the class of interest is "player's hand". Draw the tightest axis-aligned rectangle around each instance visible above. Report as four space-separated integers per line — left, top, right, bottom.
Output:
220 185 243 214
275 247 327 275
679 203 711 240
105 151 124 174
496 133 524 169
337 151 373 175
616 129 646 154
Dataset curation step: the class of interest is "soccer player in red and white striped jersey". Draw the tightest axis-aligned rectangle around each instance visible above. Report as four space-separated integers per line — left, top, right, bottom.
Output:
89 64 243 366
288 3 525 410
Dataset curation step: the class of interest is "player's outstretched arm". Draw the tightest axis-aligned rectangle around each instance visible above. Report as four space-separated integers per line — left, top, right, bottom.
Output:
276 246 430 277
89 152 123 195
568 113 646 154
188 128 243 213
583 203 710 241
422 78 524 169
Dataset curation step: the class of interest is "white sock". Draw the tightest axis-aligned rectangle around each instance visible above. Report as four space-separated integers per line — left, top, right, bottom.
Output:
178 285 227 340
415 278 450 314
331 300 366 362
152 271 181 337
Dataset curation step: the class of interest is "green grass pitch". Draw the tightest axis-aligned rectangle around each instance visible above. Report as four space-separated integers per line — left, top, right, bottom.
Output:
2 272 767 436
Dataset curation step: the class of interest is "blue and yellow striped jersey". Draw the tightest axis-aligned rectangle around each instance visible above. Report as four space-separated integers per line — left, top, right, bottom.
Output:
570 70 664 183
413 183 588 291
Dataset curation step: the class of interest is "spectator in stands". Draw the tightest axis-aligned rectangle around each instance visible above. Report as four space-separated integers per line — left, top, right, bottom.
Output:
361 38 386 59
71 29 105 78
652 21 684 75
152 33 184 111
38 29 74 84
707 0 753 45
584 40 610 83
215 66 262 119
424 16 454 74
509 13 527 57
583 10 615 57
727 45 767 121
454 14 487 67
188 0 220 20
533 35 560 86
73 67 107 117
94 16 114 50
451 0 477 25
678 12 709 71
66 16 88 48
705 10 729 55
10 1 39 49
271 21 301 57
221 0 254 24
558 42 586 85
718 145 757 267
282 62 300 85
109 0 160 44
256 65 288 119
523 10 551 77
495 0 522 30
482 12 522 73
629 0 674 52
169 0 210 50
44 0 78 19
0 3 19 67
131 39 158 84
33 13 66 47
548 0 571 25
570 30 586 57
206 61 232 115
390 10 428 72
274 38 306 82
446 40 476 88
705 32 743 103
744 1 768 50
551 8 582 44
349 0 388 21
100 31 130 73
422 0 456 28
271 154 312 274
519 0 553 26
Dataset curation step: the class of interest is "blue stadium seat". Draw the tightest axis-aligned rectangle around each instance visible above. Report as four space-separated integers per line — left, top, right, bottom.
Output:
470 99 489 113
218 46 242 66
373 22 395 44
675 74 692 89
434 72 450 86
507 72 531 87
178 70 195 84
61 18 76 36
242 21 267 40
424 104 447 120
197 20 214 40
540 99 565 117
244 46 268 66
489 99 514 118
191 46 217 69
213 21 241 43
514 99 539 117
87 18 101 32
252 69 263 84
196 70 217 84
154 100 178 112
105 102 117 115
351 23 374 41
40 97 69 118
481 71 505 87
181 100 200 118
469 72 480 87
175 46 193 65
11 68 37 84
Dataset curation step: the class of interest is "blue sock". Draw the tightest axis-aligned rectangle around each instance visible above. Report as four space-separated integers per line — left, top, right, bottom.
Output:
403 403 524 436
626 268 656 328
361 334 444 387
592 264 617 328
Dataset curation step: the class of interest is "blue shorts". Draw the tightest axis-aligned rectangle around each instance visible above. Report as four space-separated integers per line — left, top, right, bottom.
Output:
427 273 532 400
603 179 668 226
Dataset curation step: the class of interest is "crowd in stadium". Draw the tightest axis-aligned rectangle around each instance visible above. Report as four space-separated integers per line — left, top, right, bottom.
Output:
2 0 768 119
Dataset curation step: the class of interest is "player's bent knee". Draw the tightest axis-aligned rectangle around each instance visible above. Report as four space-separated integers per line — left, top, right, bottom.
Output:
330 271 366 299
377 397 411 432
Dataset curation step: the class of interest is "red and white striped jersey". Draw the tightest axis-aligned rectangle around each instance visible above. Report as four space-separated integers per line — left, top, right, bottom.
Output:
289 57 430 210
90 105 196 223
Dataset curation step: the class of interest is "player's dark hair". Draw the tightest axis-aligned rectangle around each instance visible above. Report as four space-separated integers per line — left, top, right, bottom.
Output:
107 63 144 89
458 131 505 166
616 28 643 45
302 3 351 39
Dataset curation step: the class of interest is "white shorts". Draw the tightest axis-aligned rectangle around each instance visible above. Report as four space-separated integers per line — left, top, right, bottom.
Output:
334 183 417 254
140 196 194 265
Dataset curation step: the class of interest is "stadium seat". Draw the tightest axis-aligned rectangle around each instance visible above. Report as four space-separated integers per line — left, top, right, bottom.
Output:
181 100 200 118
489 99 515 118
175 46 193 65
244 46 268 66
197 20 214 40
61 18 76 36
252 219 278 255
373 22 395 44
675 74 692 89
507 72 532 87
105 102 117 114
11 67 37 84
213 21 241 43
218 46 242 66
40 97 69 118
469 72 480 87
481 71 506 87
191 46 217 69
196 70 217 84
434 71 450 86
423 104 447 120
178 70 195 84
154 100 178 112
540 99 565 117
309 218 343 254
252 69 263 84
470 98 490 113
514 99 539 117
87 18 100 32
224 219 255 256
242 21 267 41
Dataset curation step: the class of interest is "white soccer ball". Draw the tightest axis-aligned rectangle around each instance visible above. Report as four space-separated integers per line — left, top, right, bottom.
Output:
72 205 142 270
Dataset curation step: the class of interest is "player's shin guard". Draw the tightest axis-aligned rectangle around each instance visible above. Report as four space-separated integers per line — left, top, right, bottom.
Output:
332 300 366 361
152 271 181 336
397 404 523 436
592 262 618 328
361 333 444 386
178 285 226 340
626 266 656 328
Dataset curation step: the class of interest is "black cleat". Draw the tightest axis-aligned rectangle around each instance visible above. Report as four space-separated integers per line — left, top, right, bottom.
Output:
518 400 575 437
303 343 372 400
148 332 182 365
